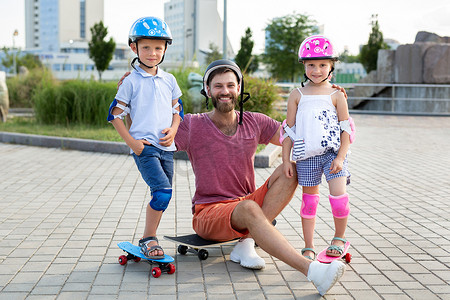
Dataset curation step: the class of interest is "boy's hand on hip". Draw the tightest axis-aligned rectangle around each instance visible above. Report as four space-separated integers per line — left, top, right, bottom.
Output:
159 128 176 147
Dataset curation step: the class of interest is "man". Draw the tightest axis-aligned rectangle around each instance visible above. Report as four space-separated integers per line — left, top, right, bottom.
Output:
174 60 345 295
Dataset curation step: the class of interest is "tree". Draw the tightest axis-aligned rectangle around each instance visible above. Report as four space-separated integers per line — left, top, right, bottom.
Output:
88 21 116 81
205 42 222 66
263 13 317 82
339 49 360 63
235 28 259 74
1 47 43 74
359 14 389 73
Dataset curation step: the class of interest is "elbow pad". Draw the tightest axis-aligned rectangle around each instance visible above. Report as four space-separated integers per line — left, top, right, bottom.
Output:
339 116 356 143
107 99 130 122
172 98 184 120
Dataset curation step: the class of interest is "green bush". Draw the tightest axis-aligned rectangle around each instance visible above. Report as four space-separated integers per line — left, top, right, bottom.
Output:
6 68 54 108
170 69 281 118
33 80 116 126
170 67 203 114
31 68 281 127
244 76 282 119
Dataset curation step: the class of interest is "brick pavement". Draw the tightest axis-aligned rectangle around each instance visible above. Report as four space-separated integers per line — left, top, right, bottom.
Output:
0 114 449 299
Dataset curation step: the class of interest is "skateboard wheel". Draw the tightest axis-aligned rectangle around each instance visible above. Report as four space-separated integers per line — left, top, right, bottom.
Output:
198 249 209 260
168 263 176 274
133 257 141 263
118 255 128 265
152 267 162 278
178 245 188 255
345 252 352 263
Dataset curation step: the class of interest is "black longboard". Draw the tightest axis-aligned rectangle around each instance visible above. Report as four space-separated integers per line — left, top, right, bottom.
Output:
164 234 239 260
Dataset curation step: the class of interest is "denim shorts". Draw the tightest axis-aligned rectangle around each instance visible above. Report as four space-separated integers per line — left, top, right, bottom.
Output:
296 150 350 187
132 145 174 193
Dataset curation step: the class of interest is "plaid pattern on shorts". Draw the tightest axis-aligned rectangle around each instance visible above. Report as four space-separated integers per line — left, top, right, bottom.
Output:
296 150 350 186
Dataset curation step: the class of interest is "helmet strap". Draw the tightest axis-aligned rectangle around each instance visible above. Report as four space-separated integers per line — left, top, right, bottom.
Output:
302 65 334 86
239 91 250 125
131 40 168 71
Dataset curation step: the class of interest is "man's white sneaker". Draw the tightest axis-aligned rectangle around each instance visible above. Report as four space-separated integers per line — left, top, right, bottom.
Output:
230 238 265 270
307 260 345 295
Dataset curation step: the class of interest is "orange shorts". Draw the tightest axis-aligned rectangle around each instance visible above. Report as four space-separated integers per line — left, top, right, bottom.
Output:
192 178 270 242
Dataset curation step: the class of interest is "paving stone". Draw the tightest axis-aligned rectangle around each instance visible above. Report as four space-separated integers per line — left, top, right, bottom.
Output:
0 115 449 299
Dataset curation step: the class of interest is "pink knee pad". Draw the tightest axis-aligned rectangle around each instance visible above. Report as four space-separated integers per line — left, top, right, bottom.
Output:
300 193 320 219
329 194 350 219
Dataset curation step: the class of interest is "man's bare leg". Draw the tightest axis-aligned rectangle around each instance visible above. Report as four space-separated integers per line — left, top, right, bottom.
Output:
259 163 298 221
229 163 298 269
232 199 310 274
230 163 346 295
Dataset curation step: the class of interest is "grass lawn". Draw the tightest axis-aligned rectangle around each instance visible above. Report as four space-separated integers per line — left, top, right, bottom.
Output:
1 116 268 152
0 117 123 142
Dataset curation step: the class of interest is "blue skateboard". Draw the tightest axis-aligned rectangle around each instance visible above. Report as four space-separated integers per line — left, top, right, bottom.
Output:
117 242 175 278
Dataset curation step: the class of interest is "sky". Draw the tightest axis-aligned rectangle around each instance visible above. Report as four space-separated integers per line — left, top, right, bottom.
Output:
1 0 449 56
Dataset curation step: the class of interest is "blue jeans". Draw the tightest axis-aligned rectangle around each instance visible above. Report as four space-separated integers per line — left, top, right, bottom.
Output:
132 145 174 193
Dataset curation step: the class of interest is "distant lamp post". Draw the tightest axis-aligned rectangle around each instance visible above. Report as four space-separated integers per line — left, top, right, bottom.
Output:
12 29 19 76
223 0 227 59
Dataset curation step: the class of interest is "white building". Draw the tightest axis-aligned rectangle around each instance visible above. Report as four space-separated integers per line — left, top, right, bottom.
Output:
22 0 233 79
25 0 104 52
164 0 234 66
24 0 133 80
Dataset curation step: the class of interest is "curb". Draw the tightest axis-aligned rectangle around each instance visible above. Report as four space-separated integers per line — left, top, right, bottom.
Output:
0 131 281 168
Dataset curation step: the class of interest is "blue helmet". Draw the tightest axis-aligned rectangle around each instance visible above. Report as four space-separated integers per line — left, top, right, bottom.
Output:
128 16 173 46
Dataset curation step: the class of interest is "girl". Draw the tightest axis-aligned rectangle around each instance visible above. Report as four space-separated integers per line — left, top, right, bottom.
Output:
281 35 355 261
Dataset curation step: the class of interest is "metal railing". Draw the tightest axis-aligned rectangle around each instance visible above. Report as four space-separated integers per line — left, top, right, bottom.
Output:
275 83 450 116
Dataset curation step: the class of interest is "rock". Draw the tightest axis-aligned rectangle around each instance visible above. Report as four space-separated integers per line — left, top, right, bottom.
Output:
394 43 434 83
377 49 395 83
415 31 445 43
423 44 450 83
0 71 9 122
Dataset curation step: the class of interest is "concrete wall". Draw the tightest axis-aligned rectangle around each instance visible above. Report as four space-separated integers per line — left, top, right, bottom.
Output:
353 86 450 114
351 32 450 114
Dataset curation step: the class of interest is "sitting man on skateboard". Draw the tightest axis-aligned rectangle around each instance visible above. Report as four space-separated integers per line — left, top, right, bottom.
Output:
174 60 346 296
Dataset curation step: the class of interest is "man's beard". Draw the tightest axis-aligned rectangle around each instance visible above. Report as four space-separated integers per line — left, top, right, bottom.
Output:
211 93 238 113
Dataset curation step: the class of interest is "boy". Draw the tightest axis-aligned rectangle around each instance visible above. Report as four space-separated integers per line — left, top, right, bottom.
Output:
107 16 182 259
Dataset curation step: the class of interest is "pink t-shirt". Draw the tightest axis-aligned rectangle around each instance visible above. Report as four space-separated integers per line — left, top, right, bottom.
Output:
175 112 280 213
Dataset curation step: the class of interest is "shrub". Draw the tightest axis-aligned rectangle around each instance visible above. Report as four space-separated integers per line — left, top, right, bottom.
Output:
244 76 281 119
170 69 282 118
32 68 282 127
6 68 54 108
170 66 203 114
33 80 116 126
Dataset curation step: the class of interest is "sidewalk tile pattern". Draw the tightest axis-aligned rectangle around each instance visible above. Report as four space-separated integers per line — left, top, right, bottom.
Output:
0 115 449 299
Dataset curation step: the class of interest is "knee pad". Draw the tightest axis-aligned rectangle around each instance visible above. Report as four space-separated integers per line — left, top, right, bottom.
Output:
150 188 172 211
329 194 350 218
300 193 320 219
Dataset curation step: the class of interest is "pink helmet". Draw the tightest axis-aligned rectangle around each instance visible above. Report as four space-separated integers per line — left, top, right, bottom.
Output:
298 35 338 62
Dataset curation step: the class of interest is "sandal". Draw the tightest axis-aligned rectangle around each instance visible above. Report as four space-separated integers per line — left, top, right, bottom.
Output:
326 237 346 257
139 236 165 259
301 248 316 260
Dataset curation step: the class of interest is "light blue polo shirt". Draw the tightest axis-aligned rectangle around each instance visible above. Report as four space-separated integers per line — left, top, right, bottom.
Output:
115 66 182 152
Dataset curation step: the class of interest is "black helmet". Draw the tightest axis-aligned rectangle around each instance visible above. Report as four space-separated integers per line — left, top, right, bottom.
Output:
200 59 250 125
